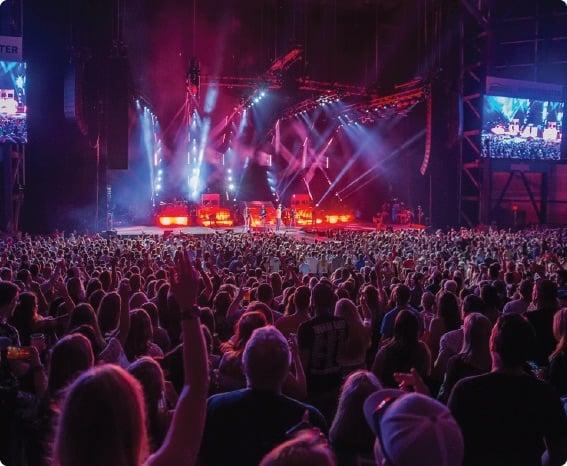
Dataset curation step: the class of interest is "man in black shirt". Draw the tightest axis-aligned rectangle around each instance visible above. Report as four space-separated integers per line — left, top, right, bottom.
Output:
298 281 347 420
200 326 326 466
449 314 567 466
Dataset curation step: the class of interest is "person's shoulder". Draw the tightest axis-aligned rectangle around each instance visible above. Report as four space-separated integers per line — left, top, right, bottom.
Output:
452 371 493 393
282 395 326 428
384 307 397 318
441 327 461 343
208 388 248 408
297 318 314 333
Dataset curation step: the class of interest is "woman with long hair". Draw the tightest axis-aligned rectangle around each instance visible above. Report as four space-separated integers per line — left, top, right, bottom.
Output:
334 298 371 373
67 303 107 355
547 308 567 397
10 292 66 346
526 279 560 366
427 291 461 360
211 291 232 342
218 311 267 391
97 292 121 337
128 357 171 452
124 309 164 361
276 286 311 338
371 310 431 388
52 250 209 466
28 334 94 466
438 313 492 403
329 371 381 466
47 334 94 398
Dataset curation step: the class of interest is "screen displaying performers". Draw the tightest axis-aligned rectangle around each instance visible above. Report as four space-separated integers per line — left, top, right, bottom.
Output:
0 60 27 143
481 95 564 161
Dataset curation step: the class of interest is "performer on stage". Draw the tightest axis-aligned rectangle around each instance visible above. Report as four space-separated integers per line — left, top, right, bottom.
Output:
392 199 400 224
417 205 424 225
260 205 267 228
290 207 296 227
276 204 282 231
243 203 251 232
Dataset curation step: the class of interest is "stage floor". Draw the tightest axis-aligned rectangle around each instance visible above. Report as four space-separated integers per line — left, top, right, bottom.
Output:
113 223 425 237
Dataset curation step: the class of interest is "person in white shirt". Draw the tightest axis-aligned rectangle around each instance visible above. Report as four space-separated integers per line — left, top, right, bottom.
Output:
298 257 310 276
433 294 485 380
269 255 281 274
306 253 319 275
318 254 330 276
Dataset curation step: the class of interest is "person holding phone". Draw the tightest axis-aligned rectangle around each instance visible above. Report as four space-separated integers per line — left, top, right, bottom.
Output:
0 282 20 349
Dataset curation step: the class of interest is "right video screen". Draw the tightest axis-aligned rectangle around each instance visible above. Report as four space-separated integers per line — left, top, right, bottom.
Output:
481 95 564 161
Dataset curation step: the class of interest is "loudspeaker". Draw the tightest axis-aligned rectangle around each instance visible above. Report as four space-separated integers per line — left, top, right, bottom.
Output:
105 57 129 169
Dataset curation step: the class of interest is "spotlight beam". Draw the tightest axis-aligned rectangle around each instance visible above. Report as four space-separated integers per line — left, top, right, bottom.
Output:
315 132 376 206
339 129 426 198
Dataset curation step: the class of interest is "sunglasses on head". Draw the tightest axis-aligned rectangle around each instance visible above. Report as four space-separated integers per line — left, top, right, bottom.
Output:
373 396 398 466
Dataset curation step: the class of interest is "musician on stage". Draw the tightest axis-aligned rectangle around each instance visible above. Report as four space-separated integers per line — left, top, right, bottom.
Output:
392 199 400 224
260 205 267 228
417 205 424 225
276 204 282 232
243 203 251 232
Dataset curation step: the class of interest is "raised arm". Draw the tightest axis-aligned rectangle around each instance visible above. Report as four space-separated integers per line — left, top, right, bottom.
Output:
282 333 307 400
54 278 75 315
110 257 119 291
227 286 247 319
195 259 213 303
147 251 209 466
116 279 131 347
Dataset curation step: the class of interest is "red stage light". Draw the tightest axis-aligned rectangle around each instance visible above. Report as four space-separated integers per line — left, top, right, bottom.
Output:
158 216 188 227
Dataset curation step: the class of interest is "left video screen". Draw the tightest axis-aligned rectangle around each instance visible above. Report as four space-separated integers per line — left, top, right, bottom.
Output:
0 61 26 143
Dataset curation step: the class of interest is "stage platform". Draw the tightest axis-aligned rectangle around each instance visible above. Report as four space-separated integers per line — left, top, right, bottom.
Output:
113 223 426 238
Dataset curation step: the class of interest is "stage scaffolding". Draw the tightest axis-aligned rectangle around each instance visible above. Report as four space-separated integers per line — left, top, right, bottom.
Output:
457 0 567 227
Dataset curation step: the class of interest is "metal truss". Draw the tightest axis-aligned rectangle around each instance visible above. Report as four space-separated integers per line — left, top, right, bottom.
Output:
1 143 25 233
457 0 490 226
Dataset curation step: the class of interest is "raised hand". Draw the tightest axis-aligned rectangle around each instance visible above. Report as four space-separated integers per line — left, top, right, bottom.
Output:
393 367 430 396
54 278 69 298
288 333 299 358
118 279 131 304
171 250 200 309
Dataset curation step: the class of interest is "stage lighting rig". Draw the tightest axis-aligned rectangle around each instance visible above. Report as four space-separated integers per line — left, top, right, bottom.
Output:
187 57 200 98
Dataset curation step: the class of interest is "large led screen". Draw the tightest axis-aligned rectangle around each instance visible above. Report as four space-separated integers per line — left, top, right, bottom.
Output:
0 60 26 143
481 95 563 161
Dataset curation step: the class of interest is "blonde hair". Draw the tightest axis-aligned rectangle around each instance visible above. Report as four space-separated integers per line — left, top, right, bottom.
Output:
260 430 335 466
552 308 567 360
53 365 148 466
329 370 381 451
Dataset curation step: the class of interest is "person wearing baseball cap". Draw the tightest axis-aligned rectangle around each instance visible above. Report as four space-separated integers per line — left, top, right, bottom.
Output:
363 388 464 466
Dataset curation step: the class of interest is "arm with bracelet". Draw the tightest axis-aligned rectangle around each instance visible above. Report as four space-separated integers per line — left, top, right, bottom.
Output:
147 250 209 466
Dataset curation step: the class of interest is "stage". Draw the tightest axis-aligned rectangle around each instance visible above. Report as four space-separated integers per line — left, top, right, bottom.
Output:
112 222 426 237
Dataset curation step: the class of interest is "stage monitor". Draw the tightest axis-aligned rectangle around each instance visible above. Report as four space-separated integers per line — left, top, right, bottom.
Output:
0 60 26 143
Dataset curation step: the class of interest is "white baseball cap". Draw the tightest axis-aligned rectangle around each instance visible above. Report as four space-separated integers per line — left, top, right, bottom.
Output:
364 389 464 466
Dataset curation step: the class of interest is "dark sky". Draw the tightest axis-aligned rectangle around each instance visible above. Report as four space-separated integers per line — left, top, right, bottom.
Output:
123 0 425 150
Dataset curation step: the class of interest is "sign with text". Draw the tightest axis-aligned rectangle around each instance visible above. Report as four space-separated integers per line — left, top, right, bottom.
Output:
0 36 22 61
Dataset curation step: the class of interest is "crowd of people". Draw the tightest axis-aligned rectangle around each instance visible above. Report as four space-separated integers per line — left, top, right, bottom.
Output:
0 115 27 144
481 133 561 161
1 226 567 466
